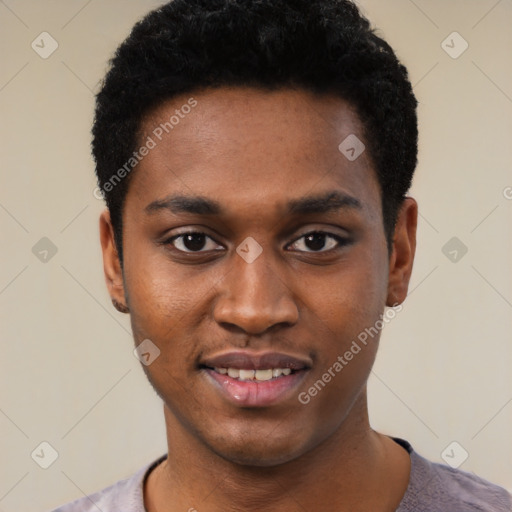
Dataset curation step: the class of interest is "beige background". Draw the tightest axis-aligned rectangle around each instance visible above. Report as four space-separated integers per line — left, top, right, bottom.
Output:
1 1 511 510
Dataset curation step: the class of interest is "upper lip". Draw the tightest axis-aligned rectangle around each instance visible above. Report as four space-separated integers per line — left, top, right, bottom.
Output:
200 350 312 371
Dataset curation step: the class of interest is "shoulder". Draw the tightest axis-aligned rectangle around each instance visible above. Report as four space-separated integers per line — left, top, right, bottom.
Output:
49 455 166 512
396 440 512 512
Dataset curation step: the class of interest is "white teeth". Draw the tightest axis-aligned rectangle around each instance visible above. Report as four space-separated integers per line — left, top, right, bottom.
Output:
254 369 273 381
227 368 240 378
214 367 294 381
239 369 255 380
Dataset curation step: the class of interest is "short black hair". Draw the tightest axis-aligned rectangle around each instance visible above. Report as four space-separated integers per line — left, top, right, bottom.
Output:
92 0 418 262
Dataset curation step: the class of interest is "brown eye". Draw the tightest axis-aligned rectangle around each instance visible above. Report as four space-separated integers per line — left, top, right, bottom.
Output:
167 232 223 253
288 231 347 253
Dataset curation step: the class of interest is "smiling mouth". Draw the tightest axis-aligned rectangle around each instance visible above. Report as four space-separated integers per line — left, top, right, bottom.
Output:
200 365 310 407
198 350 312 406
204 366 296 381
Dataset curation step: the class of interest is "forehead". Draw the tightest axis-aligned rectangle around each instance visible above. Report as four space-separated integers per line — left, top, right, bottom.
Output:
128 87 381 219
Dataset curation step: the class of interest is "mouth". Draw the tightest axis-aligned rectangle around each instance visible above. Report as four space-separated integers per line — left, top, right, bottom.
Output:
208 366 295 381
199 351 311 407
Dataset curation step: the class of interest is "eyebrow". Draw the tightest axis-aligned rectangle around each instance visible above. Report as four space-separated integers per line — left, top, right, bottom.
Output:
145 190 362 216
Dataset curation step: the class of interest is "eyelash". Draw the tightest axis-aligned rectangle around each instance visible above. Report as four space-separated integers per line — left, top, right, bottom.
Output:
163 230 350 255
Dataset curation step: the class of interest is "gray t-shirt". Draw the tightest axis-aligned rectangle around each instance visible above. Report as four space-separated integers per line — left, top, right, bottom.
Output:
50 439 511 512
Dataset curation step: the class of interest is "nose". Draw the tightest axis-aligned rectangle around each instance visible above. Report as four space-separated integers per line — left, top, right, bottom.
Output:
213 248 299 335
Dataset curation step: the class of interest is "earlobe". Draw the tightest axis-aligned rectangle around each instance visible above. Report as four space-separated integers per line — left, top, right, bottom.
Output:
99 210 129 313
386 197 418 307
112 298 130 313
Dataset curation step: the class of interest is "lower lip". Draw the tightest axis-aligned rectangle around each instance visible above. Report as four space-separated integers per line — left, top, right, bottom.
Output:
203 368 308 407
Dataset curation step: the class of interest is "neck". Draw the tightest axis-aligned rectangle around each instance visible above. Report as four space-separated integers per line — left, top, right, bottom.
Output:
145 391 410 512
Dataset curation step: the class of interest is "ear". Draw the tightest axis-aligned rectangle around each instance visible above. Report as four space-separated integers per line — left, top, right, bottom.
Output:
99 209 128 312
386 197 418 307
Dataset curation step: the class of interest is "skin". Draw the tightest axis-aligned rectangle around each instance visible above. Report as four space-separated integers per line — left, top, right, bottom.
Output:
100 87 417 511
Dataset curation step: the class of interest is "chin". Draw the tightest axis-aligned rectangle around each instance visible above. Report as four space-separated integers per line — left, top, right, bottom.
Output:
204 425 312 468
216 444 303 467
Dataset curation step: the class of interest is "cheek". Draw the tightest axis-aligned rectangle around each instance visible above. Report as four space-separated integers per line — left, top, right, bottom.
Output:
306 256 388 343
123 248 201 333
297 269 385 425
299 246 388 401
122 251 219 376
308 284 382 386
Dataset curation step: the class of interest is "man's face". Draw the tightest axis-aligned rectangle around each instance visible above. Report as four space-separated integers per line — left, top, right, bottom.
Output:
106 87 404 466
